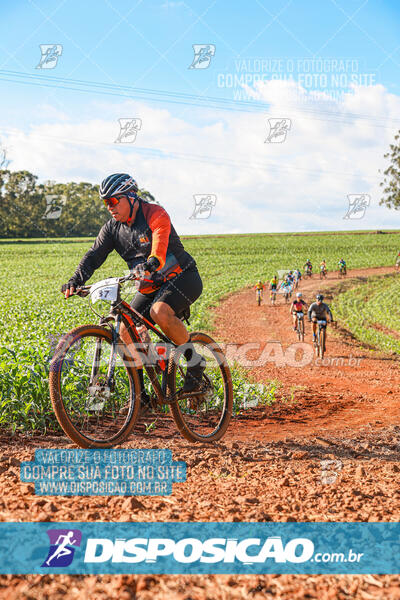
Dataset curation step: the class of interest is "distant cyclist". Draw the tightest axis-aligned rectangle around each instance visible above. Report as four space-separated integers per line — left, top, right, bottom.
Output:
338 258 347 275
294 269 302 287
279 277 292 302
269 275 278 291
304 259 312 276
395 252 400 270
290 292 308 331
307 294 334 342
269 275 278 304
254 280 265 305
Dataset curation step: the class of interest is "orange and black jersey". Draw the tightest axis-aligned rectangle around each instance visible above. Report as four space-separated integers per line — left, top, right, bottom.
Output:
69 200 195 294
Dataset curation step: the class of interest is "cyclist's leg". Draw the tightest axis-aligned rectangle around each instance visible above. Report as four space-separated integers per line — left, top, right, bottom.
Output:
149 268 203 345
311 316 317 338
127 291 159 402
150 268 205 391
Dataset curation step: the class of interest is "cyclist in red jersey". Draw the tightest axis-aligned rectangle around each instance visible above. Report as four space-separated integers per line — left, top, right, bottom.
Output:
290 292 308 330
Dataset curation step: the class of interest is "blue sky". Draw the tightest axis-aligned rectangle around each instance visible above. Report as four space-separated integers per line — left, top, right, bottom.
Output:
0 0 399 233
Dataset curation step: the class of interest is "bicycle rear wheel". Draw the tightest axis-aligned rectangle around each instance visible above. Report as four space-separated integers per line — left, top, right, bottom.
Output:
49 325 141 448
167 332 233 443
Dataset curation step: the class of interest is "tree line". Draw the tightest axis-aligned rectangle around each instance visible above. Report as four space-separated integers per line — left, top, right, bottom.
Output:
0 170 106 238
0 170 157 238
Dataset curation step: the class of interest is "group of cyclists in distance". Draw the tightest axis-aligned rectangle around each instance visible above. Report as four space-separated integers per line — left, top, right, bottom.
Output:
253 259 339 348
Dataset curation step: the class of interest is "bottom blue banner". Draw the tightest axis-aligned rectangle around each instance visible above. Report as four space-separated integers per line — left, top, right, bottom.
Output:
0 522 398 574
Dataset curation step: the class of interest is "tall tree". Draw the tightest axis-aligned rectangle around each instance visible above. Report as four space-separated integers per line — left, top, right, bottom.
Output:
380 131 400 210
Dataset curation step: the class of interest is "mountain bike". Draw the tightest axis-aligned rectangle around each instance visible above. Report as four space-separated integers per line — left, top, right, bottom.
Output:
295 311 305 341
270 289 277 305
319 267 327 280
304 267 312 279
256 289 262 306
313 319 327 359
338 264 347 278
49 273 233 448
280 285 291 303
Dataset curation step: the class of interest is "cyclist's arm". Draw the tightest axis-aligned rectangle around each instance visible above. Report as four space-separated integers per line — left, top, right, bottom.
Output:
142 203 171 270
68 221 115 287
307 304 314 320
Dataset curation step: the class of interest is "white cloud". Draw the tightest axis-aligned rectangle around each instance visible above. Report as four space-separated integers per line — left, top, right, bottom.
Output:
2 80 400 234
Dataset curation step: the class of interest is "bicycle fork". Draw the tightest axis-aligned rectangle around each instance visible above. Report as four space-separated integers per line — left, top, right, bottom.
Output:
88 315 121 389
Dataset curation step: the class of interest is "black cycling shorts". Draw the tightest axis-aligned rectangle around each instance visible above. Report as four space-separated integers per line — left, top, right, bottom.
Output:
130 266 203 324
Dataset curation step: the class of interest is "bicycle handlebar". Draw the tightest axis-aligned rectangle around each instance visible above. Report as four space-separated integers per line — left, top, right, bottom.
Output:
72 273 148 297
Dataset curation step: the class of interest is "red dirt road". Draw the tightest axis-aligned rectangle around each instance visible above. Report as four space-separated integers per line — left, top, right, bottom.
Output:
214 266 400 442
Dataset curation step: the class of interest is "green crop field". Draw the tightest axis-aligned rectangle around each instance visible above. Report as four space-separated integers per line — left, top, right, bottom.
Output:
0 231 399 433
332 273 400 354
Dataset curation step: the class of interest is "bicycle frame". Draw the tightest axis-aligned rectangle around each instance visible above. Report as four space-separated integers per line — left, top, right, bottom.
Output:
79 276 178 407
115 299 176 405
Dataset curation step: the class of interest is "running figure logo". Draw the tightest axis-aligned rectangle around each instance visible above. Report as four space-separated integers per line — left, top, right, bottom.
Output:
115 118 142 143
42 195 66 220
265 118 291 143
41 529 82 567
36 45 63 69
0 147 10 169
188 44 216 69
189 194 217 219
343 194 370 219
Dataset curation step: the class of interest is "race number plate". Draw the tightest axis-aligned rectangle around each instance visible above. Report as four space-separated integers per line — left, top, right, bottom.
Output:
90 278 119 304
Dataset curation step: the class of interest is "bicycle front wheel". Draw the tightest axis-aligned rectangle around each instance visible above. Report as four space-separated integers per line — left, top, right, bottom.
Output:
167 332 233 443
319 328 326 359
297 319 304 342
49 325 141 448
